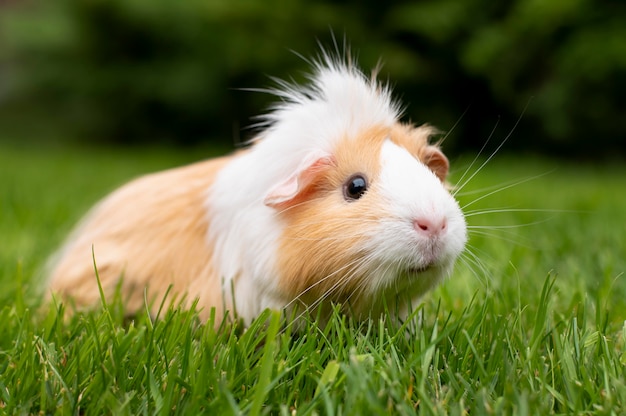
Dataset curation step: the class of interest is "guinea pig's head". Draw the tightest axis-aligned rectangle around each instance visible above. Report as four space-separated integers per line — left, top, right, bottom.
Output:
263 122 467 318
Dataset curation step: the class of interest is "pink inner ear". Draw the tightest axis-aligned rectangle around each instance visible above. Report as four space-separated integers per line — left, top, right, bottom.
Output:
423 146 449 181
264 151 336 209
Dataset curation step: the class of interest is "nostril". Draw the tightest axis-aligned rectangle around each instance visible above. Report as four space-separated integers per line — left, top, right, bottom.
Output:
413 217 447 236
416 221 429 232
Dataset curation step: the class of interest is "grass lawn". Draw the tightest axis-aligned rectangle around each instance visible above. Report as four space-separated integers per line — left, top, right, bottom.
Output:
1 142 625 414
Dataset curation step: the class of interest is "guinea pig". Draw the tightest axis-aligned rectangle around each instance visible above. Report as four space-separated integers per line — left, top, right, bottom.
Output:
46 53 467 326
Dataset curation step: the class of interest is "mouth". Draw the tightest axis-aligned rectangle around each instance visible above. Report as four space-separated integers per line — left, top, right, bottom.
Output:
405 264 432 275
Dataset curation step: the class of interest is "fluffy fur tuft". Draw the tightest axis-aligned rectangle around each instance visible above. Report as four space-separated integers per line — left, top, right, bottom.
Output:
256 55 402 137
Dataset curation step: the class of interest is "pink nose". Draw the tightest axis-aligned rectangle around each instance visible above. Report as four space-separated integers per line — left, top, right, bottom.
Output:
413 216 447 237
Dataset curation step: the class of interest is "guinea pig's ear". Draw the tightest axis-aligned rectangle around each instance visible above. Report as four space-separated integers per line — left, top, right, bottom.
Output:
422 146 449 181
264 150 336 209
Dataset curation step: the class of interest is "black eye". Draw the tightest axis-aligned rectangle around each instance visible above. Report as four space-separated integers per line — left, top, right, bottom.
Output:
343 174 368 201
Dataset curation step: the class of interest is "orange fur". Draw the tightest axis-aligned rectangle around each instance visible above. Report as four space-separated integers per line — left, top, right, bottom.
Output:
48 155 236 321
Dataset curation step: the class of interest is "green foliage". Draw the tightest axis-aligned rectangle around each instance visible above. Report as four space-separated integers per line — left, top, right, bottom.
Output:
1 0 625 155
1 143 625 413
0 0 332 144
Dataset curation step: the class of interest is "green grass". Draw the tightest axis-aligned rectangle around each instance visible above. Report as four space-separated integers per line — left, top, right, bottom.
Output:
1 142 625 414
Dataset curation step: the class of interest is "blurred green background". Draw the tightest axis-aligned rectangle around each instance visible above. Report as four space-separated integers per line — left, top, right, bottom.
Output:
1 0 625 157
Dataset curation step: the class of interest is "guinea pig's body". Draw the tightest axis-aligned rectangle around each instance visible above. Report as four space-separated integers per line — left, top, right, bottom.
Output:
47 56 467 325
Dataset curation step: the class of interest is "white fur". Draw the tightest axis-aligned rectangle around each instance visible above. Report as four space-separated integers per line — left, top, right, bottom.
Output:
207 58 403 323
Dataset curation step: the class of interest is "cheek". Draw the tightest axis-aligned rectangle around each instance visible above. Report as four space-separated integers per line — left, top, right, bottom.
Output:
273 194 386 300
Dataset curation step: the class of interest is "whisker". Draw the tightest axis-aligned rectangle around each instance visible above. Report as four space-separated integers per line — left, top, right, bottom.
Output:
464 207 581 217
458 250 490 286
463 245 495 274
453 99 532 197
344 257 388 305
304 252 380 316
285 268 359 326
453 180 516 198
275 196 329 215
283 255 365 310
468 229 533 249
279 257 373 334
438 104 471 147
452 172 554 197
457 256 485 285
467 217 554 229
460 171 554 211
451 116 500 191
